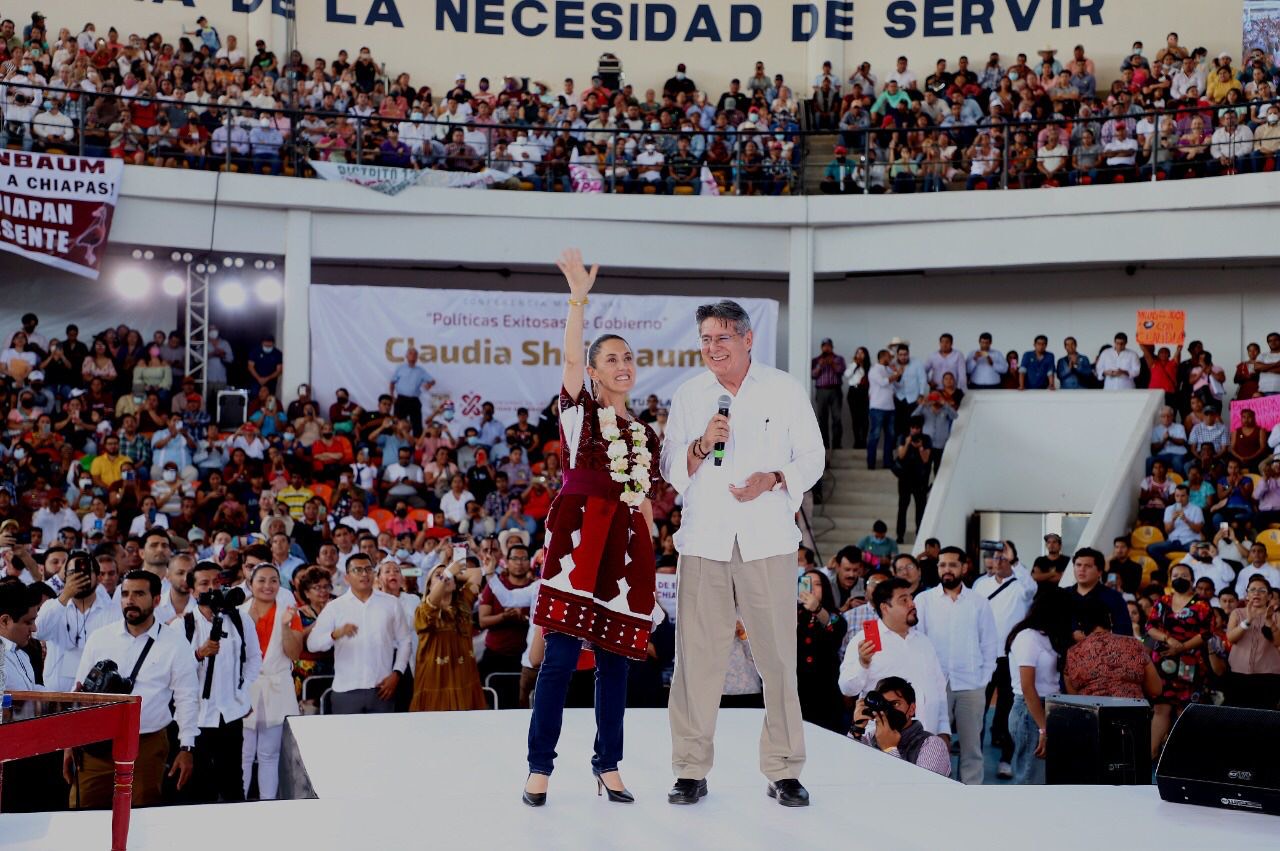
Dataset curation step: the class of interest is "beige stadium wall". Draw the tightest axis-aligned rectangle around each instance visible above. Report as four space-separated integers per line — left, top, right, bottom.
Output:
9 1 1242 96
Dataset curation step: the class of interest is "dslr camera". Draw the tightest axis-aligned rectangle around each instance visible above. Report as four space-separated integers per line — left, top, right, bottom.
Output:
860 690 909 732
81 659 136 695
197 586 246 612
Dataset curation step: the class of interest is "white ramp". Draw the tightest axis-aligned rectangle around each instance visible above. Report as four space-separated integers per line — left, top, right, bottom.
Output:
917 389 1164 554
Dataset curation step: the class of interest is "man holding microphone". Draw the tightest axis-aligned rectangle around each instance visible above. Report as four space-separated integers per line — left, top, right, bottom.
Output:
662 301 825 808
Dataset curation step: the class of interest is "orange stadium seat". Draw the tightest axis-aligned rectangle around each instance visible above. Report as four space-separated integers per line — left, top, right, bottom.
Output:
368 507 394 531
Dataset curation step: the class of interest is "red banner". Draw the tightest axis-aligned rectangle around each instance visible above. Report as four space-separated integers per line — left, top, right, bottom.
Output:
0 152 124 279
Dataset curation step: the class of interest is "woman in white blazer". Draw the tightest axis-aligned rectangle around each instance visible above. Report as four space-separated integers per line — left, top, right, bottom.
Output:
240 564 303 799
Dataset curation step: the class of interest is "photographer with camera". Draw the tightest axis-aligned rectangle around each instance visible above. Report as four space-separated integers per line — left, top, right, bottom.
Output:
35 550 121 691
182 561 261 803
849 676 952 776
894 416 932 544
838 577 950 741
71 570 199 808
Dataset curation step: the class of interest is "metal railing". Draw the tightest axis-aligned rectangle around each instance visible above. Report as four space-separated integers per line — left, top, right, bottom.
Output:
2 81 1277 196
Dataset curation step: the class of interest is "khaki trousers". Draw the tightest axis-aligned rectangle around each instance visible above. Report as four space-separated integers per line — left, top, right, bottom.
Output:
669 542 806 782
71 729 169 809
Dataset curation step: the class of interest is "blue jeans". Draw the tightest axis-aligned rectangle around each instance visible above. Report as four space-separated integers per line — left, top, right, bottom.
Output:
1010 696 1045 785
867 408 895 469
527 631 629 776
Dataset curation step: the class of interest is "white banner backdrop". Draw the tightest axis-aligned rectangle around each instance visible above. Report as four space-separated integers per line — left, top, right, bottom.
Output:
309 160 513 194
310 285 778 429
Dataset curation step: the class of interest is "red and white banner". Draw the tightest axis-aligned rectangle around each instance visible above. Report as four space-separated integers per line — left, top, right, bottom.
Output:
0 152 124 279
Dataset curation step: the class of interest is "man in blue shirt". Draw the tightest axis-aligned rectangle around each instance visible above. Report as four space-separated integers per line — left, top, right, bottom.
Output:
248 334 282 396
476 402 506 454
891 344 929 439
1056 336 1093 389
389 347 435 435
1019 336 1056 390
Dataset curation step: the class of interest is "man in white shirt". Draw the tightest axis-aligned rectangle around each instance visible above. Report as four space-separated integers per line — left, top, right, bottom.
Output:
439 474 475 529
306 553 413 714
182 562 261 802
382 445 426 506
31 98 74 150
972 542 1036 779
32 489 79 544
1257 331 1280 397
155 553 196 624
966 332 1007 389
867 348 897 470
35 551 122 690
1094 332 1141 389
1235 543 1280 597
887 56 918 90
924 333 967 391
1147 484 1203 568
840 578 950 741
628 141 665 193
214 34 246 68
661 300 825 808
1209 109 1253 175
74 570 198 807
1170 57 1206 101
1100 121 1138 180
1 581 41 690
915 547 997 784
1180 541 1236 596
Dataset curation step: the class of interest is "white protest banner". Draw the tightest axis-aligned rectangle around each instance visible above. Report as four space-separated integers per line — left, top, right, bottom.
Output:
1 2 1241 100
308 160 425 195
655 574 679 623
310 160 514 193
0 152 124 279
309 285 778 428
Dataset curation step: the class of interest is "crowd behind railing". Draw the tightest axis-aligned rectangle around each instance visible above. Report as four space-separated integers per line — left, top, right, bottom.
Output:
2 12 1280 193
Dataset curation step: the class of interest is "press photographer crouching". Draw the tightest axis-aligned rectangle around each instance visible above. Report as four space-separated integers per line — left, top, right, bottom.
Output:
181 561 261 803
849 676 952 777
70 570 200 808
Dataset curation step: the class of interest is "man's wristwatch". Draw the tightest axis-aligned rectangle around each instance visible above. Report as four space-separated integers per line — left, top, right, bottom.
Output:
771 471 784 490
179 746 194 754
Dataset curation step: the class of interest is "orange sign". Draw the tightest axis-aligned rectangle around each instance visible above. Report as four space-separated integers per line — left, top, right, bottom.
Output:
1135 310 1185 346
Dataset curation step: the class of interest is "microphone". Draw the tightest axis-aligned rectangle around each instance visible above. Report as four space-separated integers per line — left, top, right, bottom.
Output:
714 394 731 466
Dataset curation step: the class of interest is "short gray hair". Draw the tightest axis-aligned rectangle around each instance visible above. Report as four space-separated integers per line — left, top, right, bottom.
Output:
695 300 751 335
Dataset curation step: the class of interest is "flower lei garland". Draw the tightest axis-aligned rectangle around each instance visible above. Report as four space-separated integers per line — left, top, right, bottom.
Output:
598 406 651 507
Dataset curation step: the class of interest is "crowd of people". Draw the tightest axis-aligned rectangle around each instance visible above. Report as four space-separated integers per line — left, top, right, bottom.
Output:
2 12 1279 193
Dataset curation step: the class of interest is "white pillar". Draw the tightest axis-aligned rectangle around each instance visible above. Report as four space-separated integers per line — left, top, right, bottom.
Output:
787 226 815 387
280 209 312 397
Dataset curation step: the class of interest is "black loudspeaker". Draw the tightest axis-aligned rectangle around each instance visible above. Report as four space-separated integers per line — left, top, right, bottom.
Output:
1045 694 1151 785
1156 703 1280 815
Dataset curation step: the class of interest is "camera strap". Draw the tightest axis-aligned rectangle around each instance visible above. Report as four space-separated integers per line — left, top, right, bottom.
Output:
127 636 156 688
987 577 1018 602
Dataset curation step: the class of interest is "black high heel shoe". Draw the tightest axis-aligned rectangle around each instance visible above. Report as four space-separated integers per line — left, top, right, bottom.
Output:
594 770 635 804
522 774 547 807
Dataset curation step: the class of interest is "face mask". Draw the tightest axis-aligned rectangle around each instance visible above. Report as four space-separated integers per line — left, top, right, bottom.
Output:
138 99 151 107
675 72 685 81
1008 71 1019 81
260 117 271 127
42 100 52 110
80 478 92 489
443 410 455 421
466 436 478 446
645 144 656 153
411 111 423 121
209 329 219 339
13 448 27 460
1170 577 1192 594
395 508 408 518
1133 48 1142 56
1270 114 1279 125
163 469 178 482
21 65 33 74
262 344 274 352
649 122 660 131
282 432 295 442
396 548 411 559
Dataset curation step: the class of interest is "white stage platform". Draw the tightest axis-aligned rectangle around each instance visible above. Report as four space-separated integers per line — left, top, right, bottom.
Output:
1 709 1272 849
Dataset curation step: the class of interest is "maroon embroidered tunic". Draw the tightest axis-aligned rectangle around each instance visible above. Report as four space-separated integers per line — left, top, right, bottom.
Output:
531 386 661 660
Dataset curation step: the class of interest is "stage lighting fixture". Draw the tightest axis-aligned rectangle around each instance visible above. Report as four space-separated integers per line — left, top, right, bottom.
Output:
218 281 247 308
171 251 182 262
223 257 234 268
143 250 155 260
162 274 186 297
255 276 283 304
114 267 151 299
265 260 276 270
234 258 245 268
195 263 207 274
130 249 143 260
183 252 193 263
254 259 265 270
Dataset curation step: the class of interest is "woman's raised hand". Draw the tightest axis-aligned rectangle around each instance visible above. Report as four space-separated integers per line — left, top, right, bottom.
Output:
557 248 598 299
